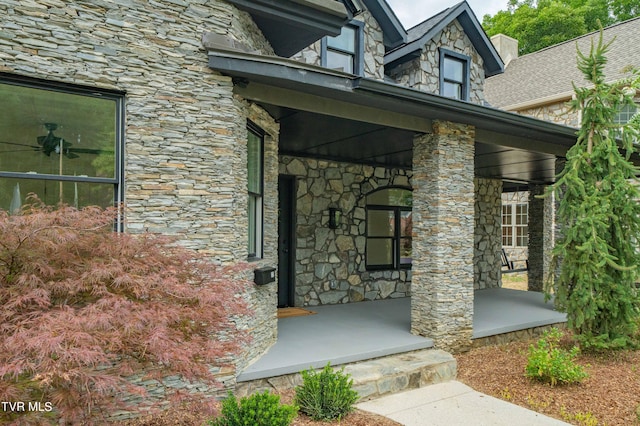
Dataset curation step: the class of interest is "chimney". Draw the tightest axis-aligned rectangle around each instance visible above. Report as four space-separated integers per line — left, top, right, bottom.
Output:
491 34 518 67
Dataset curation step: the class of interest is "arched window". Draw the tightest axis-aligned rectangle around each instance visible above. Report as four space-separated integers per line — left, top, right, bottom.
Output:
366 187 412 270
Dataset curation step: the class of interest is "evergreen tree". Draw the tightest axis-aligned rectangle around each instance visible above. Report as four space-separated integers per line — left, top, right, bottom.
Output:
547 30 640 349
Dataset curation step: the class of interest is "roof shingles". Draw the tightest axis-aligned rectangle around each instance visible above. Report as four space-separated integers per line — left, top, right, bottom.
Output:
485 17 640 109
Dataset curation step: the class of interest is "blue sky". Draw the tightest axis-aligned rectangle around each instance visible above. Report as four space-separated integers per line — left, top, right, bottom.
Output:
385 0 508 29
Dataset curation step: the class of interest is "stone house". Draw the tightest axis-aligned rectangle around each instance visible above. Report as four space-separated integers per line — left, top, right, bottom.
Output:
486 18 640 271
0 0 576 399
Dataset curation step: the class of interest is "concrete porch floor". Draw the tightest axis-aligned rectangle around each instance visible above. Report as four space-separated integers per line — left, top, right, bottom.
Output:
237 288 566 382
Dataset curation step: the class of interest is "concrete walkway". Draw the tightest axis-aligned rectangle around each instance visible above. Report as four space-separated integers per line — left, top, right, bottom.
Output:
357 381 570 426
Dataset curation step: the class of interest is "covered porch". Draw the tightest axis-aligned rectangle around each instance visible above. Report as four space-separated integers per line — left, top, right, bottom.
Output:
208 42 576 358
238 288 566 382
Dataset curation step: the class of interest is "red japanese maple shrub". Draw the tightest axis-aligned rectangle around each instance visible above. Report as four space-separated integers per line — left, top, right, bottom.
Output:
0 199 251 424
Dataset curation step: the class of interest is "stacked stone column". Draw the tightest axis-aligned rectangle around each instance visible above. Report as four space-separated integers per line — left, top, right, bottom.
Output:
411 121 475 351
528 185 555 292
474 178 503 289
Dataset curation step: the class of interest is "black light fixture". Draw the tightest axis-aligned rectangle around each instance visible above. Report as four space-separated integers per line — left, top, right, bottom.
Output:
328 207 342 229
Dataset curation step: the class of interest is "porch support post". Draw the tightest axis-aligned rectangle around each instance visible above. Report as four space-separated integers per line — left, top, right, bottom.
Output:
528 185 554 292
411 120 475 351
474 178 503 289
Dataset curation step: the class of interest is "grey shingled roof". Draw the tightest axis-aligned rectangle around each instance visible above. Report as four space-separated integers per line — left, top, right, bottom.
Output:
405 4 455 42
485 17 640 109
386 1 503 76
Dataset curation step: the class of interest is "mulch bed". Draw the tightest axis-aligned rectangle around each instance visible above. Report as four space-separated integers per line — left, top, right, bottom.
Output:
456 338 640 425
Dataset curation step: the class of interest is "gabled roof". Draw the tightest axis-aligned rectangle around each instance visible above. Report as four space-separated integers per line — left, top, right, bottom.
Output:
384 1 504 77
485 17 640 110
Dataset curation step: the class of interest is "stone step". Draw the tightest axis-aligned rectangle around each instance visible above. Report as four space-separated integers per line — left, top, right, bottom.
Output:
345 349 456 400
235 348 456 401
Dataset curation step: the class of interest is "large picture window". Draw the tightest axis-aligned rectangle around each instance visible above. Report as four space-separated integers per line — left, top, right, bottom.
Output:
366 188 412 270
247 122 264 260
502 203 528 247
0 74 123 215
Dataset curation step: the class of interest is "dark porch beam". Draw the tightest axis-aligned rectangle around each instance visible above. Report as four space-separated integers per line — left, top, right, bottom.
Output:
475 129 572 157
234 83 432 132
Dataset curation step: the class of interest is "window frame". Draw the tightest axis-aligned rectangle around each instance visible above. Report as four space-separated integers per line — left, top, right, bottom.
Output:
365 187 412 271
247 120 264 260
321 20 365 76
439 48 470 101
615 103 638 124
502 202 528 248
0 73 125 229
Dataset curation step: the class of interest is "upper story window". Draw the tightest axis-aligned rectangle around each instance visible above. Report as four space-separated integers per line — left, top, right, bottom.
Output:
440 49 470 101
0 74 124 223
322 21 364 75
247 122 264 260
366 187 412 270
502 203 528 247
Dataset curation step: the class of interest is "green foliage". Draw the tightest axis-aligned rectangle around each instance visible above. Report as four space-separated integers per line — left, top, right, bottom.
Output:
544 30 640 349
525 328 588 385
294 363 359 421
611 0 640 21
209 391 297 426
481 0 640 55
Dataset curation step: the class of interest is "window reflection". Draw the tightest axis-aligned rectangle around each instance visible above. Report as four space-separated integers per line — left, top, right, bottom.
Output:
366 188 412 270
0 78 121 211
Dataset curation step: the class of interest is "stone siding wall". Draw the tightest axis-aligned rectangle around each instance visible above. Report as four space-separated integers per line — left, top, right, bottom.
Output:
0 0 271 263
361 9 386 80
291 9 385 80
474 178 502 289
387 20 486 104
241 104 279 369
291 37 322 67
411 121 475 351
528 185 555 292
0 0 278 411
517 101 578 127
279 156 412 306
518 95 639 128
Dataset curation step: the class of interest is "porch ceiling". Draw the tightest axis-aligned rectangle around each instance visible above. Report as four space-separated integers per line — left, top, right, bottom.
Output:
262 104 560 186
207 47 580 188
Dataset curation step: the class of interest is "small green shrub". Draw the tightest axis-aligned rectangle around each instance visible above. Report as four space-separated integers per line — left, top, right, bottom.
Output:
209 391 297 426
525 328 588 386
294 363 359 421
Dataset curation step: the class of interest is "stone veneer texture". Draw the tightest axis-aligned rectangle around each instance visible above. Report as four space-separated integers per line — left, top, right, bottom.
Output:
528 185 555 292
518 101 579 127
0 0 278 413
291 9 385 80
279 156 412 306
387 20 487 105
411 121 475 351
474 178 503 289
